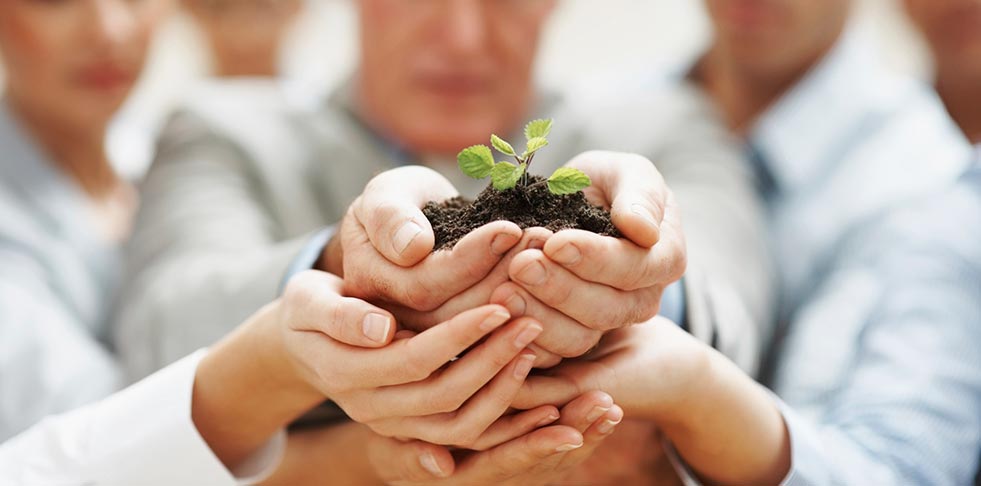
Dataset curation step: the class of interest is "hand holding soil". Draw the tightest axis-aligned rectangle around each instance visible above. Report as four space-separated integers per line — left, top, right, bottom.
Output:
328 121 686 365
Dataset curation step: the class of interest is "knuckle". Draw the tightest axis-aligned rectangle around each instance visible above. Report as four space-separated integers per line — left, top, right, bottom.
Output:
402 351 434 382
400 280 440 311
562 333 600 358
429 392 465 415
282 271 319 310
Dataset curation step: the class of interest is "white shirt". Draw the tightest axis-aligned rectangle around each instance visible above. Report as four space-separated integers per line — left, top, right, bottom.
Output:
0 350 286 485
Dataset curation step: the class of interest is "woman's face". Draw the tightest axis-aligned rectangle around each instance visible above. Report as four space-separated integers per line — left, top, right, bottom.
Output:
0 0 170 129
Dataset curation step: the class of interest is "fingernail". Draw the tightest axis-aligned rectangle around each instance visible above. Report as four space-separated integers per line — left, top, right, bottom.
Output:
362 313 391 343
555 441 584 452
513 353 536 379
597 417 621 435
536 412 560 427
631 204 658 227
491 232 520 255
550 243 582 266
419 452 447 478
480 309 511 331
393 221 423 255
515 260 547 286
513 324 542 349
586 405 611 423
504 293 526 316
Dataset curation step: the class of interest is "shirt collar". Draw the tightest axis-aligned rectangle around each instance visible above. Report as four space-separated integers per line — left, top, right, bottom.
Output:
0 101 95 235
749 28 889 194
327 76 565 165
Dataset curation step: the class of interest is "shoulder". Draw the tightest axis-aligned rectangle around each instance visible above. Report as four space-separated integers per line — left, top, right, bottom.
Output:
157 79 324 165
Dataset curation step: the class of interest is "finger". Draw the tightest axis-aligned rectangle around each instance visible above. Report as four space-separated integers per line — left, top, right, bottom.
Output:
355 165 458 266
538 404 624 473
583 404 624 440
281 270 396 348
527 343 563 369
509 250 664 330
556 391 614 432
346 217 523 312
543 229 684 292
455 426 585 482
490 282 602 358
370 436 456 483
567 151 667 248
512 372 583 410
370 318 543 417
468 405 560 451
402 350 538 447
346 305 512 387
390 227 553 332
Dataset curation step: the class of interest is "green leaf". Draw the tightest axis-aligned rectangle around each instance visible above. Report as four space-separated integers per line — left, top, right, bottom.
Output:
458 145 495 179
547 167 592 195
491 162 526 191
524 119 553 140
522 137 550 158
490 134 516 157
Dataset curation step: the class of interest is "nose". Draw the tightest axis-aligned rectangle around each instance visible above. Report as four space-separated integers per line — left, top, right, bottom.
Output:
440 0 489 55
84 0 138 48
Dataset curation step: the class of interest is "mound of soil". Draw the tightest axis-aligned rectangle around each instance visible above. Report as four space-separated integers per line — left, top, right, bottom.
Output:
423 175 622 251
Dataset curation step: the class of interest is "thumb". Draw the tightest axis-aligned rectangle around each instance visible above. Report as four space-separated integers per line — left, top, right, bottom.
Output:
567 151 666 248
355 166 459 267
369 436 456 483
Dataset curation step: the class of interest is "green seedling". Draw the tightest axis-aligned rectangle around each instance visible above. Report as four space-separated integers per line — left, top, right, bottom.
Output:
457 119 591 195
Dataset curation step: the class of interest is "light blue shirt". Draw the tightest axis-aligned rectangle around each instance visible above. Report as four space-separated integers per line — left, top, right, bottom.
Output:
0 103 121 441
776 160 981 485
757 31 979 484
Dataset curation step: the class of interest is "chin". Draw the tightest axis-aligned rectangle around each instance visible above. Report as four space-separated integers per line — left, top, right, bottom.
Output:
399 126 490 155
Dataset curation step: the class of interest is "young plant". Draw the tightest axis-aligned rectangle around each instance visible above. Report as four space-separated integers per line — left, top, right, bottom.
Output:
457 119 592 195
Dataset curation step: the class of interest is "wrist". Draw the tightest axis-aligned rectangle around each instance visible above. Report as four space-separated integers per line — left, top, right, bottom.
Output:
648 336 716 434
253 301 331 410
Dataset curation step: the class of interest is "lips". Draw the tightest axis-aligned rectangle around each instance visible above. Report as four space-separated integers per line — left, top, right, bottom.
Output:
417 72 493 97
74 63 135 91
719 0 782 29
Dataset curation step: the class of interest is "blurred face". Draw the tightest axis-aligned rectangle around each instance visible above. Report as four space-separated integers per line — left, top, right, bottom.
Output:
183 0 303 77
356 0 556 155
704 0 851 75
0 0 169 130
905 0 981 79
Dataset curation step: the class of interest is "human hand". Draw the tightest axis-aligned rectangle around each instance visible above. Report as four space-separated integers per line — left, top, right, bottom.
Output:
276 270 559 450
511 317 707 425
368 391 624 486
324 165 522 314
491 151 687 345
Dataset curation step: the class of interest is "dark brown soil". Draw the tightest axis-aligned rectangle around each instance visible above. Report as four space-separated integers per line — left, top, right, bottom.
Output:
423 175 622 250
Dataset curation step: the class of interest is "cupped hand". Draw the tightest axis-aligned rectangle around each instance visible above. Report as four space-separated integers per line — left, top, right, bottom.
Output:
278 270 558 450
511 317 708 425
368 391 624 486
329 165 522 313
492 151 687 343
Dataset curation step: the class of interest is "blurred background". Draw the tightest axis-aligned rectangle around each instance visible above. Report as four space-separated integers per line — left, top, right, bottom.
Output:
0 0 932 179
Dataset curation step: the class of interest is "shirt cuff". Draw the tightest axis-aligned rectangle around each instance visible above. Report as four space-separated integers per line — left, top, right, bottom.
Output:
82 350 286 485
772 395 829 486
279 226 336 294
658 279 687 329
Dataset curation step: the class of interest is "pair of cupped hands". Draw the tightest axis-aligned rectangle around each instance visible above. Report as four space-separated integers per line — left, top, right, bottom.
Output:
275 152 689 484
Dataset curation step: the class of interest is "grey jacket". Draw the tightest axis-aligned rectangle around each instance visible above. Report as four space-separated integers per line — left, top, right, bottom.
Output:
113 79 773 379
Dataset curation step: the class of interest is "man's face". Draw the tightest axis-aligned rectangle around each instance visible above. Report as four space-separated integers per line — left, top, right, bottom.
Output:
905 0 981 79
355 0 556 155
704 0 851 74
